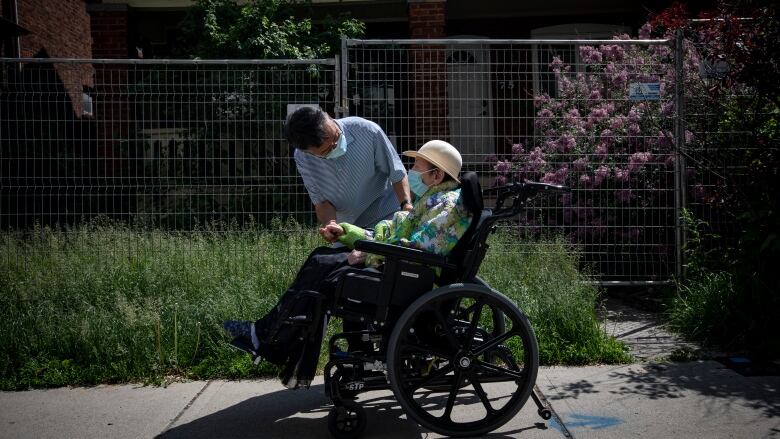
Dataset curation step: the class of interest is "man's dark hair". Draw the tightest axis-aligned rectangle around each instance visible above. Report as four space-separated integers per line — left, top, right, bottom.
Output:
283 107 329 150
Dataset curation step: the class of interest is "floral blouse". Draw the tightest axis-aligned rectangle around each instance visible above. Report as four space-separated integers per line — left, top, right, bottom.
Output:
337 180 473 267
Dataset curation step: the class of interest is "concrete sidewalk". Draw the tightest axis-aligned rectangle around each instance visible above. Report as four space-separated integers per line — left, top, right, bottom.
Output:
1 360 778 439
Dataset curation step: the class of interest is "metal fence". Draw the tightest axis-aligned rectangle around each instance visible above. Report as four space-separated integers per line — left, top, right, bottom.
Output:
1 58 337 230
342 38 682 284
1 34 763 285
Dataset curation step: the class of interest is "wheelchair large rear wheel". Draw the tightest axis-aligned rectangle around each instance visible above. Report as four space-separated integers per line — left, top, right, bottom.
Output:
387 283 538 437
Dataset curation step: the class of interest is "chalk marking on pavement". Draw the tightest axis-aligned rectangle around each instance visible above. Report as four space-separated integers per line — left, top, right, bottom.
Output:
533 384 574 438
160 380 213 434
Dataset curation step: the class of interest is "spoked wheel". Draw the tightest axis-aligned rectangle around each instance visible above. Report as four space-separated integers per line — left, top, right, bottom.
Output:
327 400 366 439
387 284 539 437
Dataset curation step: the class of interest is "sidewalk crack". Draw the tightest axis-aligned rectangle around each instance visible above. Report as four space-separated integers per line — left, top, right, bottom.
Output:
160 380 212 434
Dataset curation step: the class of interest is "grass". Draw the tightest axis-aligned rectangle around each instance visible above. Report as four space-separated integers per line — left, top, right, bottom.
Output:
0 219 629 390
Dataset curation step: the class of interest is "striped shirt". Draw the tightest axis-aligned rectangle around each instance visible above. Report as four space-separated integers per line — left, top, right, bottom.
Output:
293 117 407 228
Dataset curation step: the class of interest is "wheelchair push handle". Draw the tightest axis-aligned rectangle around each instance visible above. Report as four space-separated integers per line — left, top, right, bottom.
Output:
483 181 570 217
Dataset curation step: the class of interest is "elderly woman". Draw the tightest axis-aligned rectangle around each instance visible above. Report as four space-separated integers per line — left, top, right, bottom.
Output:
224 140 472 387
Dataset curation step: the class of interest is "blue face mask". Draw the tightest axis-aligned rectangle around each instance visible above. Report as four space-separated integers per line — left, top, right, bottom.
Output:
408 169 435 197
325 132 347 160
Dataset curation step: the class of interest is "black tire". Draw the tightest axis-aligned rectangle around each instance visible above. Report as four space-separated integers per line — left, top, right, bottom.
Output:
327 400 367 439
387 283 539 438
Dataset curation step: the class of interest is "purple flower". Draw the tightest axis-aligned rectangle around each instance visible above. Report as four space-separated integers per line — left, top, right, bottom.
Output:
494 175 507 187
628 106 642 123
535 108 554 129
609 115 627 131
556 134 576 153
594 165 609 186
664 155 676 168
613 69 629 86
588 107 609 125
541 172 557 184
595 143 608 157
495 160 512 174
589 89 602 101
550 56 564 72
555 166 569 182
638 23 652 39
601 44 625 61
657 131 673 149
579 174 592 187
572 157 589 171
511 143 524 156
534 94 551 108
628 151 652 172
527 147 547 171
579 45 603 64
615 167 630 183
615 189 633 204
600 129 615 146
628 123 641 136
485 153 498 164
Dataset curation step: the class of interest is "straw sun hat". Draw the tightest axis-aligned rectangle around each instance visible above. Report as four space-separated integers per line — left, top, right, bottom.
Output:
402 140 462 183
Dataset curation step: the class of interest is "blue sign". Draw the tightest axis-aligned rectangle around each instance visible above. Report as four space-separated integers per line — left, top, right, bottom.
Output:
629 82 661 101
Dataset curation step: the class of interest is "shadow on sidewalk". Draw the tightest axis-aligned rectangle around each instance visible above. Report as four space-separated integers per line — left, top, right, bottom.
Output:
546 361 780 418
157 384 547 439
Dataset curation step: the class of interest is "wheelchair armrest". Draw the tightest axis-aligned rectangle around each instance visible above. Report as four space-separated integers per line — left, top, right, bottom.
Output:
354 240 453 268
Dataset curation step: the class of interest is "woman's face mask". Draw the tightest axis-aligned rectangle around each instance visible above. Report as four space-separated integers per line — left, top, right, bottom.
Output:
408 168 436 197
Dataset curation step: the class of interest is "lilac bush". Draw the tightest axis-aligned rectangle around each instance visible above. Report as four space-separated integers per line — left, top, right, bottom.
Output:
492 24 707 263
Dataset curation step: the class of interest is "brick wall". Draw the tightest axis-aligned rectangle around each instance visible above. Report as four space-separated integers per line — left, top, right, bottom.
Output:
408 0 449 144
16 0 94 114
88 4 128 59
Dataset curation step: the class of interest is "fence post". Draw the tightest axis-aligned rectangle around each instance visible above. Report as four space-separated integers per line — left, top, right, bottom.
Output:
673 29 688 282
338 36 349 118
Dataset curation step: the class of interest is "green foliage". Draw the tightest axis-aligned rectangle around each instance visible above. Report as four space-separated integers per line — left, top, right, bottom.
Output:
668 210 779 357
177 0 365 59
480 231 631 365
0 221 628 389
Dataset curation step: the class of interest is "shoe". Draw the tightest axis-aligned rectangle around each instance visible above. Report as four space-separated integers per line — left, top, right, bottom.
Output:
223 320 253 339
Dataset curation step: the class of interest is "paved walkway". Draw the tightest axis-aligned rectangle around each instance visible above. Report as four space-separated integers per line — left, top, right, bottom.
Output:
599 296 699 361
1 299 778 438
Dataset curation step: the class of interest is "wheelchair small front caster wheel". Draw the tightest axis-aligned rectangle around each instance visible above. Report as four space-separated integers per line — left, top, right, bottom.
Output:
538 408 552 420
328 400 366 439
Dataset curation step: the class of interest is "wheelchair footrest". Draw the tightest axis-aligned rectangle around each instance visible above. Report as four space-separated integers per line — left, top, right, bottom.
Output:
228 337 263 365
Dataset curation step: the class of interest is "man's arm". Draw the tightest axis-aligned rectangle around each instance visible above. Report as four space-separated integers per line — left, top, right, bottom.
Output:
314 200 337 226
392 176 413 211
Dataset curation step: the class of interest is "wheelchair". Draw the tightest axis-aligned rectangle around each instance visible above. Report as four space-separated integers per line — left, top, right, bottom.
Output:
257 173 567 438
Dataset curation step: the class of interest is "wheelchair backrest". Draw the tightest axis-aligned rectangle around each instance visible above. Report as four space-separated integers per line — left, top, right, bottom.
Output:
438 172 495 284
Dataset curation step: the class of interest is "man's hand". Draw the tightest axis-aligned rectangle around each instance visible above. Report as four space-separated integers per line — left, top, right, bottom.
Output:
347 250 366 266
319 220 344 243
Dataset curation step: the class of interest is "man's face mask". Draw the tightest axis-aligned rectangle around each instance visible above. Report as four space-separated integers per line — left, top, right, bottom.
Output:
326 132 347 160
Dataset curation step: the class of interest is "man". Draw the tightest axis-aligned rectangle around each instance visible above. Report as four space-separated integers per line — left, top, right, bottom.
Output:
284 107 412 228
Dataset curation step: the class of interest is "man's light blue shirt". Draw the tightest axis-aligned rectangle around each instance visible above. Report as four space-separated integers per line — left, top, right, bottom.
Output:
294 117 406 228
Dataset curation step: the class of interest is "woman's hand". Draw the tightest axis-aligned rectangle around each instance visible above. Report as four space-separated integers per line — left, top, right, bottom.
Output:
319 220 344 243
347 250 366 266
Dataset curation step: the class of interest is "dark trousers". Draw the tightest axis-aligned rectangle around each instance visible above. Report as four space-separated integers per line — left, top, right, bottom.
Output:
253 246 368 385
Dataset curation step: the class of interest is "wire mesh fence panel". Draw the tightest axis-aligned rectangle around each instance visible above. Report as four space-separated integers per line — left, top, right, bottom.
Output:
681 35 779 260
0 59 338 230
1 59 337 277
344 38 680 284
